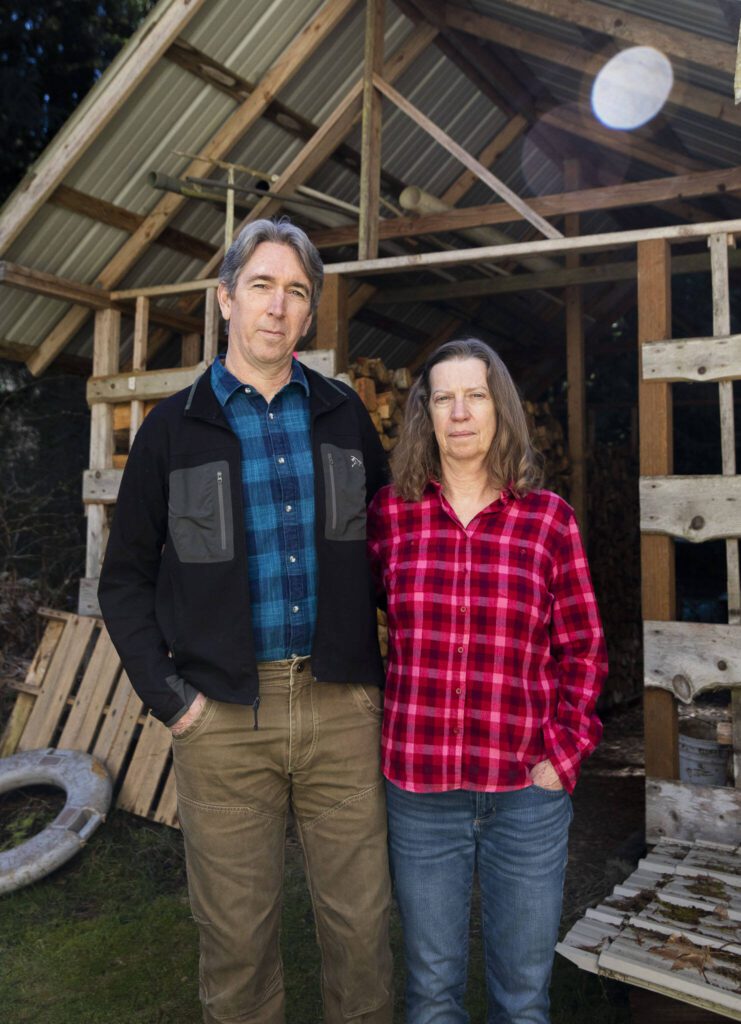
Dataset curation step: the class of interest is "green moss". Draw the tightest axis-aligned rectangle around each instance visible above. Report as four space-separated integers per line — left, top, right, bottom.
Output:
684 877 728 902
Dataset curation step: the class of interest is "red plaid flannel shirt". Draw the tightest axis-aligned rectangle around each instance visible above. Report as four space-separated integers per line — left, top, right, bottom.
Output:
367 482 607 794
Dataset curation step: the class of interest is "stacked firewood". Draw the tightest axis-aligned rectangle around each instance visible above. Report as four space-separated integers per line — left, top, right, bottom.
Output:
523 400 571 499
341 357 412 452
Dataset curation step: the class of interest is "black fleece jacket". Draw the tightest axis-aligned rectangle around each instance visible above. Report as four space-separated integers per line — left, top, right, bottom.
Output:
98 364 388 726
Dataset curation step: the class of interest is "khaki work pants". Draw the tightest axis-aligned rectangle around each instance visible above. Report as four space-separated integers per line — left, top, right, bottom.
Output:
172 657 393 1024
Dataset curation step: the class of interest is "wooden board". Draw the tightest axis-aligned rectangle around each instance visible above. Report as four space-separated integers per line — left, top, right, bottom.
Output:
87 363 205 405
646 778 741 846
644 621 741 703
83 469 123 504
18 615 96 750
0 616 65 757
640 475 741 543
117 714 172 819
643 334 741 384
57 630 122 751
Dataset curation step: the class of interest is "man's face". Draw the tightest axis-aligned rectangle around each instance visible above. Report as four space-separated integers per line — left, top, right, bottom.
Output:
217 242 313 373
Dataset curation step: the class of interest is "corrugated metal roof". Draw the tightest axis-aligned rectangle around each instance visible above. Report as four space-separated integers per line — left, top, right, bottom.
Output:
0 0 739 375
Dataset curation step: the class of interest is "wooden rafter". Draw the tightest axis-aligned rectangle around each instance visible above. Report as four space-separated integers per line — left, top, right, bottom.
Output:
164 37 407 197
442 7 741 130
309 164 741 249
371 75 562 239
499 0 734 73
49 185 217 263
26 0 359 377
0 0 210 256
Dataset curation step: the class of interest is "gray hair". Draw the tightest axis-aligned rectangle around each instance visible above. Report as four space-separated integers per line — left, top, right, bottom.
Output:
218 218 324 314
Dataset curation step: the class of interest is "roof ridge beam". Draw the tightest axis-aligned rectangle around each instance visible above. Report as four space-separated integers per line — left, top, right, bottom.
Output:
0 0 210 256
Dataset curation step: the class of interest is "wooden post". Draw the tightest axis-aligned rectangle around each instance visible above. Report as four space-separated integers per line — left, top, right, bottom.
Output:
708 231 741 788
181 332 202 366
564 158 587 537
129 296 149 449
82 308 120 614
638 239 678 780
358 0 385 260
315 274 349 371
203 287 220 363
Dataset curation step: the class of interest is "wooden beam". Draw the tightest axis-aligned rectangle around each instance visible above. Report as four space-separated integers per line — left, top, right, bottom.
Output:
49 184 217 262
164 38 407 197
441 116 528 207
372 74 562 240
226 23 437 243
315 274 349 370
565 160 587 536
541 106 708 177
500 0 734 74
322 215 741 277
0 0 209 256
0 261 112 308
87 363 206 405
26 0 358 377
638 237 678 782
310 164 741 249
443 7 741 130
359 0 385 260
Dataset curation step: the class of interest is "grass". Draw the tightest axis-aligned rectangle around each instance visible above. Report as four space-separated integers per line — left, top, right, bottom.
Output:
0 790 630 1023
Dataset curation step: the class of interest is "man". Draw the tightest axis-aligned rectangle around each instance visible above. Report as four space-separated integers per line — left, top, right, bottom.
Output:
98 219 393 1024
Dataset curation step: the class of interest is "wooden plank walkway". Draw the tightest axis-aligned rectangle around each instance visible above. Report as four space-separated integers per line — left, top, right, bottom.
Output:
558 840 741 1020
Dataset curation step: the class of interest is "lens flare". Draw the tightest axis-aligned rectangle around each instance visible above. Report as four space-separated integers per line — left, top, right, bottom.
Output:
591 46 673 130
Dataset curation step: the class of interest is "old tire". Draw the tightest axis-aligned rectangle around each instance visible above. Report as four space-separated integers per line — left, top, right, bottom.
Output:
0 748 112 895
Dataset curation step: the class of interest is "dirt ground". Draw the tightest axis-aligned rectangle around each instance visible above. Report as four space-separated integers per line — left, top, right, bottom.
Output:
563 700 646 929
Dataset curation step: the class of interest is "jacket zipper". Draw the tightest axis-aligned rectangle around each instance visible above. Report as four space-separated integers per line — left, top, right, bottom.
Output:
327 451 338 532
216 470 227 551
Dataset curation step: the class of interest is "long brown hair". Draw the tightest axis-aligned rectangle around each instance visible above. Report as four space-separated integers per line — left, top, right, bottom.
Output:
391 338 543 501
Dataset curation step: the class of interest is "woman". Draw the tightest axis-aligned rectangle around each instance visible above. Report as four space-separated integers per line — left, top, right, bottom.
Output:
367 338 607 1024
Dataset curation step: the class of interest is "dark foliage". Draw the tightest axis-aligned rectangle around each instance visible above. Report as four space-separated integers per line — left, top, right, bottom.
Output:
0 0 155 204
0 359 89 659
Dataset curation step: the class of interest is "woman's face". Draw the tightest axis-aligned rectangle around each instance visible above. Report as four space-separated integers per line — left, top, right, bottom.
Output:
428 357 497 467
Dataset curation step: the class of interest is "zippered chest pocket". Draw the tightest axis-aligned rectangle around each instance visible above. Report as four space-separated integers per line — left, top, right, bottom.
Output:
321 443 367 542
168 460 234 563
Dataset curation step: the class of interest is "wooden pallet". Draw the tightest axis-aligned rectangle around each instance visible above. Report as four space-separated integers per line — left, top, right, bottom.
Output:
0 608 177 827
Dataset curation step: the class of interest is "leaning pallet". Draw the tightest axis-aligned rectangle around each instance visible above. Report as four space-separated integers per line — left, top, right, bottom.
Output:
0 608 177 828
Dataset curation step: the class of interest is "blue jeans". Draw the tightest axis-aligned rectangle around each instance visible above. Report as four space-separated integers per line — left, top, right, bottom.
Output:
386 781 573 1024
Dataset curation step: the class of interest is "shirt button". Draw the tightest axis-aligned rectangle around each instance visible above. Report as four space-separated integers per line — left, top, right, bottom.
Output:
285 504 293 513
292 605 299 613
269 412 275 420
452 727 460 735
277 456 286 465
289 555 297 563
460 606 467 613
455 688 462 695
457 646 464 654
244 387 251 394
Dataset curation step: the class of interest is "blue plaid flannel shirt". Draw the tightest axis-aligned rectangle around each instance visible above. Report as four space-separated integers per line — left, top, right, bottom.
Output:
211 356 317 661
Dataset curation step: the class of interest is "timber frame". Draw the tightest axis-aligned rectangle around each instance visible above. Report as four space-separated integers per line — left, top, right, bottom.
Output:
2 3 741 1010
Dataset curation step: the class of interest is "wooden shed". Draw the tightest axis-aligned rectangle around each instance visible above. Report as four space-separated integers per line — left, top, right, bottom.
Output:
0 0 740 1015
